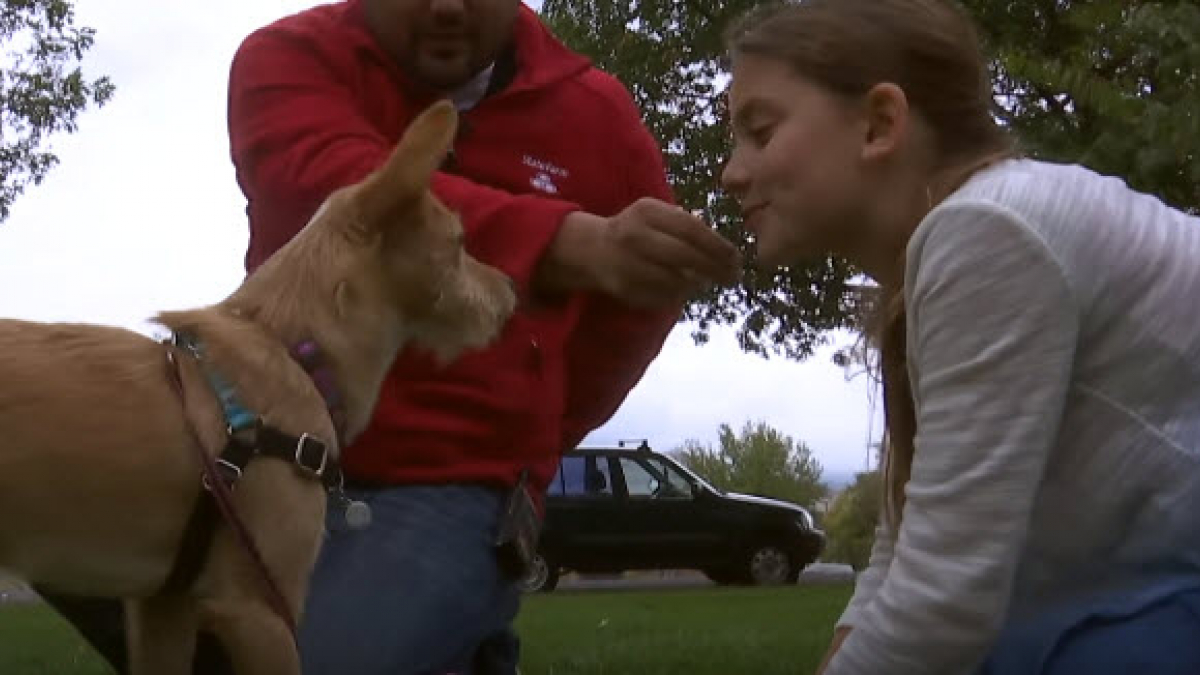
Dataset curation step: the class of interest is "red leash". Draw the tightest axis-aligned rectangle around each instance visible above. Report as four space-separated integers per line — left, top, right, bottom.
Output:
164 347 299 640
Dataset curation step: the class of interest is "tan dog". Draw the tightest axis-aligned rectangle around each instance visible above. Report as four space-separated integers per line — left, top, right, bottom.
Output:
0 100 517 674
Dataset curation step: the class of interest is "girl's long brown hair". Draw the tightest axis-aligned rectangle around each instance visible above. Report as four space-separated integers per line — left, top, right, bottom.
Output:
727 0 1017 529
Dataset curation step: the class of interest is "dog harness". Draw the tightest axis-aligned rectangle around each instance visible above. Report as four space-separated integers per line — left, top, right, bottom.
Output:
160 331 367 638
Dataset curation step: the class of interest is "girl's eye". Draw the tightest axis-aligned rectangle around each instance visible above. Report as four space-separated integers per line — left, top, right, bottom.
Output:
749 123 775 147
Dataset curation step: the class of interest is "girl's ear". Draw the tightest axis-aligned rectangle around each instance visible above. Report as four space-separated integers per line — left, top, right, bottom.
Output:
860 82 910 164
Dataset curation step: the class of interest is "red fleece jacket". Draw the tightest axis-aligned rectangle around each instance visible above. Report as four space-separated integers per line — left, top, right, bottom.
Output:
226 1 679 495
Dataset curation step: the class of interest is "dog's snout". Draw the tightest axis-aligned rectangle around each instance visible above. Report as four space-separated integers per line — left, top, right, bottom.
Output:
464 255 517 305
501 275 519 307
496 272 519 313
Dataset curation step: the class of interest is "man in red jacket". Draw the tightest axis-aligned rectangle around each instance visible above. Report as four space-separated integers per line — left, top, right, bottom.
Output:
230 0 724 516
261 0 738 674
41 1 738 673
228 1 740 671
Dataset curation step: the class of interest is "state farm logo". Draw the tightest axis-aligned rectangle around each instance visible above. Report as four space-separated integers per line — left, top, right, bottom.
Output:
523 155 569 195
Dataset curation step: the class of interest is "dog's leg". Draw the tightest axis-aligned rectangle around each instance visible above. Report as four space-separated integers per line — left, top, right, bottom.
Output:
125 595 199 675
201 598 300 675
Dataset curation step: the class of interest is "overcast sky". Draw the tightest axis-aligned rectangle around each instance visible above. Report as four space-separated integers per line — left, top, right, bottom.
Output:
0 0 882 483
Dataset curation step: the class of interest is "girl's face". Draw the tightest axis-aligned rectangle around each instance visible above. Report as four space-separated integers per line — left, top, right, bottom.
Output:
722 54 901 270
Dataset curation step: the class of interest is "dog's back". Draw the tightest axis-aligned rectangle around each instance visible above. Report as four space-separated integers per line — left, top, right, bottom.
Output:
0 319 199 595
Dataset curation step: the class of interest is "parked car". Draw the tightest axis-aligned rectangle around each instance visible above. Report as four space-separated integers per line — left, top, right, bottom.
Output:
521 443 825 592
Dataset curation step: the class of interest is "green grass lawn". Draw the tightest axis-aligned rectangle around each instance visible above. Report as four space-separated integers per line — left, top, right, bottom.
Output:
0 602 116 675
517 584 852 674
0 583 851 674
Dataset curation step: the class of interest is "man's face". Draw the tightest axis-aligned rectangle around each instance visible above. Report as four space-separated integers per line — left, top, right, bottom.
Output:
365 0 522 91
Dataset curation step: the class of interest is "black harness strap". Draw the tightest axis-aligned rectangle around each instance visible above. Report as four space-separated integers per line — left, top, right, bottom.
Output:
159 330 359 606
160 424 343 596
162 417 345 595
159 425 338 588
160 485 218 594
161 351 300 638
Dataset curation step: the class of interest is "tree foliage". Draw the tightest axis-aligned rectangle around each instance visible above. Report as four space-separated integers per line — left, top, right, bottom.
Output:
822 470 881 570
541 0 1200 359
969 0 1200 212
671 420 828 509
0 0 114 222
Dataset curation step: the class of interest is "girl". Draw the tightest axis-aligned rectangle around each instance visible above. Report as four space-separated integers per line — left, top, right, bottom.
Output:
719 1 1200 673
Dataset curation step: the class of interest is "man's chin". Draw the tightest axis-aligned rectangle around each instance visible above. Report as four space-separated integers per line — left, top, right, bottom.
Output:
412 56 474 91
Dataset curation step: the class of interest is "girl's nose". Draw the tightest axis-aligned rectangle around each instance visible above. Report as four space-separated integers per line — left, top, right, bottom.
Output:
721 157 750 199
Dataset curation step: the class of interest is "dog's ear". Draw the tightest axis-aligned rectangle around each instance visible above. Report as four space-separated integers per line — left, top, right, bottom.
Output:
356 100 458 229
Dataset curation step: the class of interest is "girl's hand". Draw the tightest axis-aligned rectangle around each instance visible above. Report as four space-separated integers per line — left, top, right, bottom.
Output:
815 626 852 675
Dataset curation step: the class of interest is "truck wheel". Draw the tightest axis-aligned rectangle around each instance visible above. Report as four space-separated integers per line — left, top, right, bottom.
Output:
746 545 798 586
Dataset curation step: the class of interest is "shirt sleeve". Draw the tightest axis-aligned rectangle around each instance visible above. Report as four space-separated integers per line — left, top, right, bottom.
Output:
227 27 580 288
557 88 682 450
825 200 1080 675
835 522 896 629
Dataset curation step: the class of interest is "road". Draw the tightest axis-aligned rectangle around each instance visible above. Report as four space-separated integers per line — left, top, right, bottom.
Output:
1 564 856 606
557 563 856 592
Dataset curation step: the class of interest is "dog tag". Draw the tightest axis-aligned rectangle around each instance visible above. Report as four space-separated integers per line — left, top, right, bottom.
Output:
343 499 372 530
330 490 372 530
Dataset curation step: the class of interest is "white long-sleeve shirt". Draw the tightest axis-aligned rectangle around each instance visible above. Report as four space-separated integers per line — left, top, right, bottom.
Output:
826 159 1200 675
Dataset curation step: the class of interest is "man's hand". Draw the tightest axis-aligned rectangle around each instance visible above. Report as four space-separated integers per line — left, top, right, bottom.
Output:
539 198 742 307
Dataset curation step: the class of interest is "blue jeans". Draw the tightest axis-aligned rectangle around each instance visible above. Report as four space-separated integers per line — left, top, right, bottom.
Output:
300 484 523 675
979 577 1200 675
